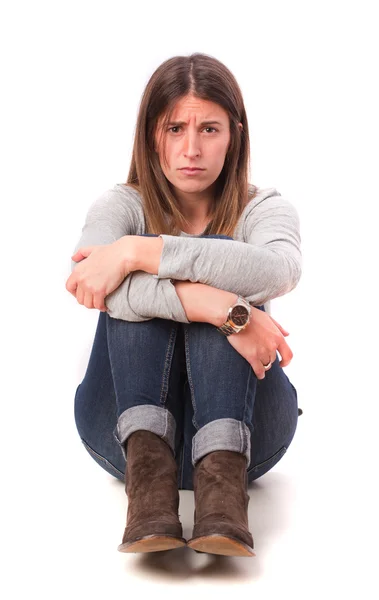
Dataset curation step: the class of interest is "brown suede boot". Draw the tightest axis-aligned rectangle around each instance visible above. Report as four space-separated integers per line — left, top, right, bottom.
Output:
117 430 186 553
187 450 256 557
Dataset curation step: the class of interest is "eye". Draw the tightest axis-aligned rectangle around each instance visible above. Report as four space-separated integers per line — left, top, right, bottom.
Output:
167 126 218 134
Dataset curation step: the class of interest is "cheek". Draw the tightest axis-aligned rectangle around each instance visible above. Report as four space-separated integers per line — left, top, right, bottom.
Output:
209 141 229 168
161 141 176 170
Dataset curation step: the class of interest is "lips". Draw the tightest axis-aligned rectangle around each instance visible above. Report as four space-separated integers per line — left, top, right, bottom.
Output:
180 168 204 171
179 168 204 176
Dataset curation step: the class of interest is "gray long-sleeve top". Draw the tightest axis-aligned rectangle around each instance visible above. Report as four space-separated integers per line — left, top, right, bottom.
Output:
70 183 302 323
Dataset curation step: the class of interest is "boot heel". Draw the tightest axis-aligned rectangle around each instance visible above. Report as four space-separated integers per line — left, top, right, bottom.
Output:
187 534 255 557
118 534 186 553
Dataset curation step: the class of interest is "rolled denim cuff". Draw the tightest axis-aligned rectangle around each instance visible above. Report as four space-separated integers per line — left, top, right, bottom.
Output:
192 418 251 468
113 405 177 461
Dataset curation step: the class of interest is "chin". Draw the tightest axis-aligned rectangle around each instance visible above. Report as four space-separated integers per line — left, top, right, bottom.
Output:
179 185 208 195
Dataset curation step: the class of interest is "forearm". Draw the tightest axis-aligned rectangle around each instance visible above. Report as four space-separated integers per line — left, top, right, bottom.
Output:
126 194 302 306
127 235 163 274
118 237 238 325
172 280 238 327
105 271 237 326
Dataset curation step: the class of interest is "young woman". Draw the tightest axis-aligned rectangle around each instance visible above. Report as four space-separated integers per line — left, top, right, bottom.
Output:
66 52 302 558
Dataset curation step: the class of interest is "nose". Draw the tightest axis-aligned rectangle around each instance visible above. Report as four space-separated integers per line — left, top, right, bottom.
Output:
183 129 201 158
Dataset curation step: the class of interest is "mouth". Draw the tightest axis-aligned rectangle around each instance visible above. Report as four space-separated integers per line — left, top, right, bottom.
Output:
179 168 205 175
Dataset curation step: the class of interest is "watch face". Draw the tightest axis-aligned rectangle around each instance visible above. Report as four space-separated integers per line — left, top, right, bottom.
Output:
230 305 249 327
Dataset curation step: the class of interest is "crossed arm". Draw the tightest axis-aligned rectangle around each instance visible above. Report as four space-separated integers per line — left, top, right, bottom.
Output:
69 190 302 324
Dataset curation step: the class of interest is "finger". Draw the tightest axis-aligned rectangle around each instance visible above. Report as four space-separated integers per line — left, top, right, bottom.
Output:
260 351 276 372
66 274 78 294
270 316 290 335
72 246 94 260
277 340 293 367
67 286 77 298
267 350 278 368
250 356 266 380
76 285 84 306
71 252 84 262
84 290 95 309
93 292 107 312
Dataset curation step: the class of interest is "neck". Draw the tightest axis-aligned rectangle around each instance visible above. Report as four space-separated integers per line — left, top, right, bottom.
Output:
173 183 216 222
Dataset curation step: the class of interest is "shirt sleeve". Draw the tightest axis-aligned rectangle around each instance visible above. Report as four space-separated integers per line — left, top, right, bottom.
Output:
70 187 190 323
70 186 143 273
155 193 302 307
105 272 191 323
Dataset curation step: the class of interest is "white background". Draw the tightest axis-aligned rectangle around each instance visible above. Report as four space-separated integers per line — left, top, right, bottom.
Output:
1 0 378 598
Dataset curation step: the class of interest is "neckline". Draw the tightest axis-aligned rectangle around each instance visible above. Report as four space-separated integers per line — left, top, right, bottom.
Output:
179 229 206 237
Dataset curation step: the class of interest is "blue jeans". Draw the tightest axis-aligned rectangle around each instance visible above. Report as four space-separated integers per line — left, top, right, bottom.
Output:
74 234 300 490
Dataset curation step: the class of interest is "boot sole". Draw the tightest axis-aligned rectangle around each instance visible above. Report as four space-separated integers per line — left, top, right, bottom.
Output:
118 535 187 553
187 534 255 557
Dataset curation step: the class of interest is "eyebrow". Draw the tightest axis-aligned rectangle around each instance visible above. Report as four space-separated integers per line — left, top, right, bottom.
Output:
167 120 223 127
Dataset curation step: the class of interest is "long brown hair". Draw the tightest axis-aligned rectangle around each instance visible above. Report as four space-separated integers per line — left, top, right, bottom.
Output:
125 52 259 237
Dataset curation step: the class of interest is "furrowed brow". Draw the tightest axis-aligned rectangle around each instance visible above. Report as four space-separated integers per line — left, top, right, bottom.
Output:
167 120 222 126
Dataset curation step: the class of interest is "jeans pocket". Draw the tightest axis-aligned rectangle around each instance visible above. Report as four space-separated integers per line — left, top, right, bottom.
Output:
248 445 287 475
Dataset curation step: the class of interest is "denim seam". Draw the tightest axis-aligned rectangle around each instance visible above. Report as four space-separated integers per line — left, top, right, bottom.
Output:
81 437 125 477
163 409 169 441
242 366 252 425
159 323 178 406
248 445 287 474
179 440 185 488
238 421 244 454
183 325 199 430
242 366 253 459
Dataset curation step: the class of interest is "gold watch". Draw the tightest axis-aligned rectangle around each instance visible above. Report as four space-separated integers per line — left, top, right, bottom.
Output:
216 296 252 336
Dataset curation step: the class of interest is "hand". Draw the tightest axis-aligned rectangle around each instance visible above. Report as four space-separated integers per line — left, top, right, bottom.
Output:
66 238 134 311
226 307 293 380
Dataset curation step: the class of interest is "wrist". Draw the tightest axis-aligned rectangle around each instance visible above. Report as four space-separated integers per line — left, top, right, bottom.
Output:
131 235 163 274
214 291 240 328
119 236 139 273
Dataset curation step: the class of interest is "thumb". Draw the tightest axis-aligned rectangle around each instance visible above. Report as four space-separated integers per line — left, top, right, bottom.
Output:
71 247 93 261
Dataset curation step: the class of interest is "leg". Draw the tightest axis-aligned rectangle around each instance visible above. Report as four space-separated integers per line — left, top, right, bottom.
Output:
176 233 299 488
106 313 183 460
74 311 187 483
247 353 299 484
73 309 126 482
177 233 299 556
182 313 299 556
183 318 260 468
178 332 299 490
74 310 189 552
178 312 299 489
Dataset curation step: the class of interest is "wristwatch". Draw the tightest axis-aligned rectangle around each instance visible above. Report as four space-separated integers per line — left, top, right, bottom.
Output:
216 296 252 336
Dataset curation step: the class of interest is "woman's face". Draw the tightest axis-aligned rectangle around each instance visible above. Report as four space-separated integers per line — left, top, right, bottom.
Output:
154 94 236 199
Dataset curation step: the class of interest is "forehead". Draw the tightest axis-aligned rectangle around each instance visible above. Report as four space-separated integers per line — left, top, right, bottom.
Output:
160 95 228 125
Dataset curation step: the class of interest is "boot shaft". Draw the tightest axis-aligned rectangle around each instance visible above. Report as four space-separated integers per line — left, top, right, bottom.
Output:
124 430 180 523
193 450 250 528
